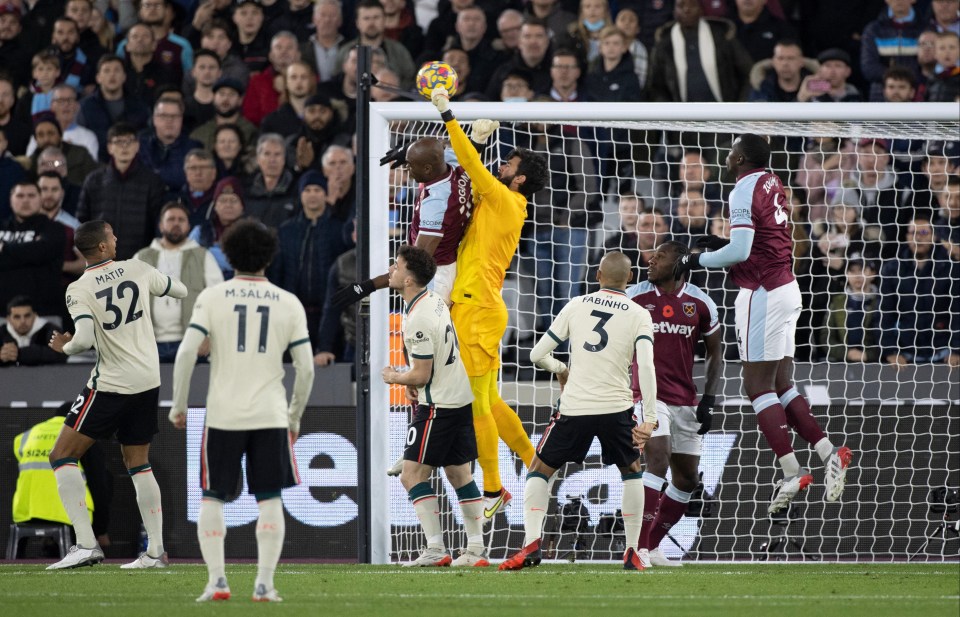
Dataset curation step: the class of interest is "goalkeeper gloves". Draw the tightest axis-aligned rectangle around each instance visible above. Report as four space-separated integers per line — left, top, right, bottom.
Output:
431 86 450 113
379 142 410 169
470 119 499 144
673 252 700 280
695 394 716 435
332 279 377 311
696 235 731 251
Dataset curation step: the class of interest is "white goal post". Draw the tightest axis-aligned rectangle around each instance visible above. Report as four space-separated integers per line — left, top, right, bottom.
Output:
366 102 960 565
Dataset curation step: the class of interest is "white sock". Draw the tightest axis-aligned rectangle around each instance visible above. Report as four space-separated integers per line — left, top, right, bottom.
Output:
523 473 550 547
814 437 835 463
54 461 97 548
621 478 645 550
197 498 226 584
412 495 444 549
778 452 802 477
130 466 164 556
255 498 285 591
458 498 485 554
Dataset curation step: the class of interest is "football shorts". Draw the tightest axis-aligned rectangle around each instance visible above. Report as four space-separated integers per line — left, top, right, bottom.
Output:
734 280 802 362
635 400 702 456
200 427 298 500
404 402 477 468
428 263 456 305
65 386 159 445
536 408 640 470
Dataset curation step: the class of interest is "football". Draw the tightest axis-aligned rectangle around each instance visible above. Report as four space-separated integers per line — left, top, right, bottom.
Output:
416 61 459 100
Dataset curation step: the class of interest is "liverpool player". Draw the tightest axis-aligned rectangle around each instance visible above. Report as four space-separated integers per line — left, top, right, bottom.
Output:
675 134 852 513
628 241 722 567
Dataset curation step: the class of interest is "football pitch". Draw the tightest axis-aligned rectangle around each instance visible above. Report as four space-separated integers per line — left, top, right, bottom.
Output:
1 562 957 617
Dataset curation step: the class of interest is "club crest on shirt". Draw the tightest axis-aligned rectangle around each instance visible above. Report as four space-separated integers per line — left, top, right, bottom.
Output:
416 331 424 339
683 302 697 317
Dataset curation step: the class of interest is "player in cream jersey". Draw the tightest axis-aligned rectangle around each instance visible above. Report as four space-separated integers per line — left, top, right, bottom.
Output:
170 220 315 603
47 220 188 571
381 246 487 568
500 252 658 571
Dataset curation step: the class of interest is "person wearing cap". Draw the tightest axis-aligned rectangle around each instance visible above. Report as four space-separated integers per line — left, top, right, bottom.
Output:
268 170 350 350
189 76 259 153
78 54 150 162
261 60 318 138
234 0 271 74
0 2 31 90
286 90 351 175
797 48 862 102
189 175 247 280
29 112 98 188
861 0 924 101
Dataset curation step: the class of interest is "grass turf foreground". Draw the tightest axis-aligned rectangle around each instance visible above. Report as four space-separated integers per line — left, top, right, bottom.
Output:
0 563 956 617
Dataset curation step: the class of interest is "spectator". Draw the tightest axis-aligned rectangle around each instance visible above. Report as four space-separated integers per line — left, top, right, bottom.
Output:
123 22 180 104
372 66 404 102
183 49 222 129
0 3 31 90
338 0 417 89
138 97 204 196
672 149 723 211
35 146 81 215
287 91 351 175
29 85 98 161
315 219 357 365
381 0 424 60
328 45 386 130
728 0 797 62
189 176 246 279
486 17 554 99
498 68 535 102
613 6 650 86
441 46 477 99
824 259 881 363
748 39 816 102
671 189 710 246
797 47 862 102
440 6 502 91
243 30 302 126
190 77 259 154
177 149 219 227
494 9 524 54
0 76 28 156
321 144 357 220
65 0 106 70
37 171 80 231
212 123 255 179
301 0 345 83
182 19 250 94
243 133 298 228
269 170 349 349
585 26 643 101
880 216 960 367
134 202 224 362
0 181 65 316
882 64 919 102
927 0 960 34
262 61 318 138
1 295 66 366
423 0 475 56
525 0 576 38
646 0 753 102
234 0 271 74
184 0 235 48
0 127 26 221
545 48 583 101
554 0 612 66
77 122 166 260
22 48 62 119
837 138 907 250
29 113 98 189
917 29 940 84
928 31 960 101
78 55 150 162
51 16 91 92
910 144 957 211
623 0 681 50
861 0 924 101
116 0 193 86
269 0 318 41
589 195 648 290
934 174 960 260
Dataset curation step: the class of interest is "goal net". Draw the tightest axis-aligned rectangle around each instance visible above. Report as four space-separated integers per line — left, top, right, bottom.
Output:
365 102 960 564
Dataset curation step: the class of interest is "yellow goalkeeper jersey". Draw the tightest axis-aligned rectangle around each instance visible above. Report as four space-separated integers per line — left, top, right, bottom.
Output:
445 117 527 308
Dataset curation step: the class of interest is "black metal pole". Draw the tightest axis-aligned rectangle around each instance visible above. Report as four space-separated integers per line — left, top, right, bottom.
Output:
355 45 372 564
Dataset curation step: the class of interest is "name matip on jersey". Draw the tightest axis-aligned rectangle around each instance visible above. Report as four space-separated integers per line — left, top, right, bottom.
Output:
728 169 795 291
401 289 473 408
408 148 472 267
547 288 654 416
627 281 719 407
188 275 311 430
65 259 177 394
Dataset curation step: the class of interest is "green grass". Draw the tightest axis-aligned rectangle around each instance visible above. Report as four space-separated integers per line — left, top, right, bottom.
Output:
1 563 957 617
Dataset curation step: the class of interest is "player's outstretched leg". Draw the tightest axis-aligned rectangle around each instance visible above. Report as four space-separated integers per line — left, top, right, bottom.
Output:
123 463 169 568
499 471 549 571
252 496 285 601
621 471 646 571
47 457 104 569
196 496 230 602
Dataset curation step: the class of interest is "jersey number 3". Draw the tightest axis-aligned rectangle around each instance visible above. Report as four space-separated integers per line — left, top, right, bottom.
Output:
583 310 613 353
95 281 143 330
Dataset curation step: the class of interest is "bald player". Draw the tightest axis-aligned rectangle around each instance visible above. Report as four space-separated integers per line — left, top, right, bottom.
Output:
500 252 658 571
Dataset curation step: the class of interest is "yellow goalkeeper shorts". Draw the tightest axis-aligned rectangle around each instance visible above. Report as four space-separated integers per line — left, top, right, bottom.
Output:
451 302 507 377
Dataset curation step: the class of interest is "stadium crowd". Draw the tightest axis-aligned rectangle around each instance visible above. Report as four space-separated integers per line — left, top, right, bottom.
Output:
0 0 958 369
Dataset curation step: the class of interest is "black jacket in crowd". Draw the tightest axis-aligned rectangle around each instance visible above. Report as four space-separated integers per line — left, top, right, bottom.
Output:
0 213 66 316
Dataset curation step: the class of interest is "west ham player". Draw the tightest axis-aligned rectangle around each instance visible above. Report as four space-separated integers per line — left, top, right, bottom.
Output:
47 220 188 569
380 245 488 567
675 134 852 513
500 252 658 571
628 241 722 568
170 220 315 602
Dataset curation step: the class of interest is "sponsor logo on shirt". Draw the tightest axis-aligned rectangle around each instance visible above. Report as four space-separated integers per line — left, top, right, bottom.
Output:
652 322 695 337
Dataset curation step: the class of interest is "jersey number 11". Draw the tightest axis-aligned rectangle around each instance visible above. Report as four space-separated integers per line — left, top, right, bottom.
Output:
234 304 270 353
